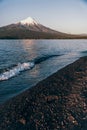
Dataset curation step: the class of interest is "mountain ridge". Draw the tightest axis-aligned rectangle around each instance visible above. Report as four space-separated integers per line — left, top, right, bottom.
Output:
0 17 87 39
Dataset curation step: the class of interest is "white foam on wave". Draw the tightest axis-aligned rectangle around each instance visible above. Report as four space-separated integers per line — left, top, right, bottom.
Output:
0 62 34 81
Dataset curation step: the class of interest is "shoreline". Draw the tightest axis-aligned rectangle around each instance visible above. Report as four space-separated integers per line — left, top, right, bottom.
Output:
0 56 87 130
1 38 87 40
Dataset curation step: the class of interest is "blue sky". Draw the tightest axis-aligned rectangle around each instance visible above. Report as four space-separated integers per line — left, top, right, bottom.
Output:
0 0 87 34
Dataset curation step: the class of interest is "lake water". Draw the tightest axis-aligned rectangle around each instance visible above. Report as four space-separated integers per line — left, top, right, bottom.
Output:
0 39 87 104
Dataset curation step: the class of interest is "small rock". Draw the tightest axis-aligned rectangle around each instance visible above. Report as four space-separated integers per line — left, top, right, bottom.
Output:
19 118 26 125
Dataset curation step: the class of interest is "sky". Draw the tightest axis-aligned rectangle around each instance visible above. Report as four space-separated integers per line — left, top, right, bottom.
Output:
0 0 87 34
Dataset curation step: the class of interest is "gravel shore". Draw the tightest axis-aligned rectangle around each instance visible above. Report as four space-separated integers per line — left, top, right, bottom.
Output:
0 56 87 130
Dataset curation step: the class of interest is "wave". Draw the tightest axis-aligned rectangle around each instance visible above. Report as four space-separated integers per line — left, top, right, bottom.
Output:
0 62 34 81
81 50 87 54
34 54 61 64
0 54 62 81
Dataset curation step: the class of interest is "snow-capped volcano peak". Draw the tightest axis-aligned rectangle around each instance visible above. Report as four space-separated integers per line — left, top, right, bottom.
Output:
16 17 58 33
20 17 38 25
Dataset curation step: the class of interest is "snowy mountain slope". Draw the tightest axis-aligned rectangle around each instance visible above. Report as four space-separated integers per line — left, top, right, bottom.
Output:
17 17 59 33
20 17 38 25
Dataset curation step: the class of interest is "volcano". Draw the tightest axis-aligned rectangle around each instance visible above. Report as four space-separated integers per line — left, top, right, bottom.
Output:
0 17 84 39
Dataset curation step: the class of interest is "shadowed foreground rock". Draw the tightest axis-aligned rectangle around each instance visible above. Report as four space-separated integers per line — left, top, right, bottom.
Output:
0 56 87 130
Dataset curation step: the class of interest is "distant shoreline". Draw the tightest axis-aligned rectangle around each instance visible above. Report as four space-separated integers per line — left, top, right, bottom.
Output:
1 37 87 40
0 56 87 130
1 36 87 40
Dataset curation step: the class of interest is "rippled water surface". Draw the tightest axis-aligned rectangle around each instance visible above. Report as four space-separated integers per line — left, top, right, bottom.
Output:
0 39 87 103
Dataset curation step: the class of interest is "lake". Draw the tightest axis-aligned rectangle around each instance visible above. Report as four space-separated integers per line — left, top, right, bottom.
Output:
0 39 87 104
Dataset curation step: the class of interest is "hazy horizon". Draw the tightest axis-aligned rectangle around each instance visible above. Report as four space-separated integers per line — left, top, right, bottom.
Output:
0 0 87 34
